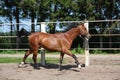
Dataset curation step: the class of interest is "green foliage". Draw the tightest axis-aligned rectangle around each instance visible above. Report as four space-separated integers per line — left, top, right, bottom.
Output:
71 49 84 54
90 49 107 54
90 50 120 54
0 0 120 21
0 0 120 54
71 44 84 54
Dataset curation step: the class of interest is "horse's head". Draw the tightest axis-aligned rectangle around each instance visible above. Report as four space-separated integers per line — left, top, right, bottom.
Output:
78 23 91 40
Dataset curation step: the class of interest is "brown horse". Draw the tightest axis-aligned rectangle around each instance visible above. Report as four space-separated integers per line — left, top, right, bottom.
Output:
18 23 91 70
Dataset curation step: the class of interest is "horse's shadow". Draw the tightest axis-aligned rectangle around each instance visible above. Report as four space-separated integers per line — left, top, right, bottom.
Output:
29 63 85 71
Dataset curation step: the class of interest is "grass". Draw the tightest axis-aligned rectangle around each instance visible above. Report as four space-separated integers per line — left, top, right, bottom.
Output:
1 49 120 54
0 50 25 54
0 57 32 63
0 49 85 54
0 57 64 64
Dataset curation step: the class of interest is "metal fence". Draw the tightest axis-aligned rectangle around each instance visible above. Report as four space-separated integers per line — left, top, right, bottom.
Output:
0 20 120 53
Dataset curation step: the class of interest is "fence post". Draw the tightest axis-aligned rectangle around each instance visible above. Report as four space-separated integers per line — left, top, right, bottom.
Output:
84 21 90 67
40 22 46 66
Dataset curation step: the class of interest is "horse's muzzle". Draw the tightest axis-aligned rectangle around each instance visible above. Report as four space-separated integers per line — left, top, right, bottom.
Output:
80 33 91 40
86 33 91 40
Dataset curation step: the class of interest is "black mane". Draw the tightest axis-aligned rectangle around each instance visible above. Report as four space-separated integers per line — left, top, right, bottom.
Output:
63 22 83 32
17 28 30 38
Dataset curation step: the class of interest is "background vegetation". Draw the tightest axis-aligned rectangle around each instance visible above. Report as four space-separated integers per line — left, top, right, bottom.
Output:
0 0 120 54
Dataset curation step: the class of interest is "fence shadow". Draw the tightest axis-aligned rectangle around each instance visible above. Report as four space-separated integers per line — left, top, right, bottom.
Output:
29 63 85 71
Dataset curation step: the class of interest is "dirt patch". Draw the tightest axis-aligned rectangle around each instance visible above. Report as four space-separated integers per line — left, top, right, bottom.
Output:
0 54 120 80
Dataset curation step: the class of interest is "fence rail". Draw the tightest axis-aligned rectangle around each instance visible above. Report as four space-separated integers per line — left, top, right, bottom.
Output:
91 34 120 36
89 48 120 50
0 35 120 51
0 20 120 67
0 19 120 25
0 20 120 53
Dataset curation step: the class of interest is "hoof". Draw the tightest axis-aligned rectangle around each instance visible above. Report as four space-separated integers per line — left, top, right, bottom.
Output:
78 64 81 68
18 64 27 68
18 62 27 68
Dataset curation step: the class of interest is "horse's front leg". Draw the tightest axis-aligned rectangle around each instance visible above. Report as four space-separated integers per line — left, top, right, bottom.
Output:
58 52 64 71
73 54 81 68
64 49 81 68
18 49 32 68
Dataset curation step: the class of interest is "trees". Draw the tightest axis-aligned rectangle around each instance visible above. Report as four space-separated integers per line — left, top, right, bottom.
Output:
19 0 39 32
1 0 119 32
0 0 21 34
0 0 120 50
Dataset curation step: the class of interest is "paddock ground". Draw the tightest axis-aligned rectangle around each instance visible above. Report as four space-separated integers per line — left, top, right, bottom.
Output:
0 54 120 80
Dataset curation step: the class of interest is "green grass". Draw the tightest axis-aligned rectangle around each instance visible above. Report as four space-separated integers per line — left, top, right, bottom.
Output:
1 49 119 55
0 50 25 54
0 49 85 54
90 49 107 54
0 57 63 64
0 57 32 63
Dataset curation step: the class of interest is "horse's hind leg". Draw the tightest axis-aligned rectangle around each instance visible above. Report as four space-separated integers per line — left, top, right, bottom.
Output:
18 49 32 68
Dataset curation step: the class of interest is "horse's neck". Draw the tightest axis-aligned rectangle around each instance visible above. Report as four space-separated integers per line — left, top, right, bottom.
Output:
65 27 79 41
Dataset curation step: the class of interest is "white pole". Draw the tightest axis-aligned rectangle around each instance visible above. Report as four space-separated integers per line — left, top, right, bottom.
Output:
84 21 90 67
41 48 45 66
40 22 46 66
41 22 46 33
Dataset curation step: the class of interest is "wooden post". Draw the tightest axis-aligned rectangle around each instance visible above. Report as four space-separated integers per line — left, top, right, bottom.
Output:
84 21 90 67
16 36 20 49
40 22 46 66
41 48 45 66
41 22 46 33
